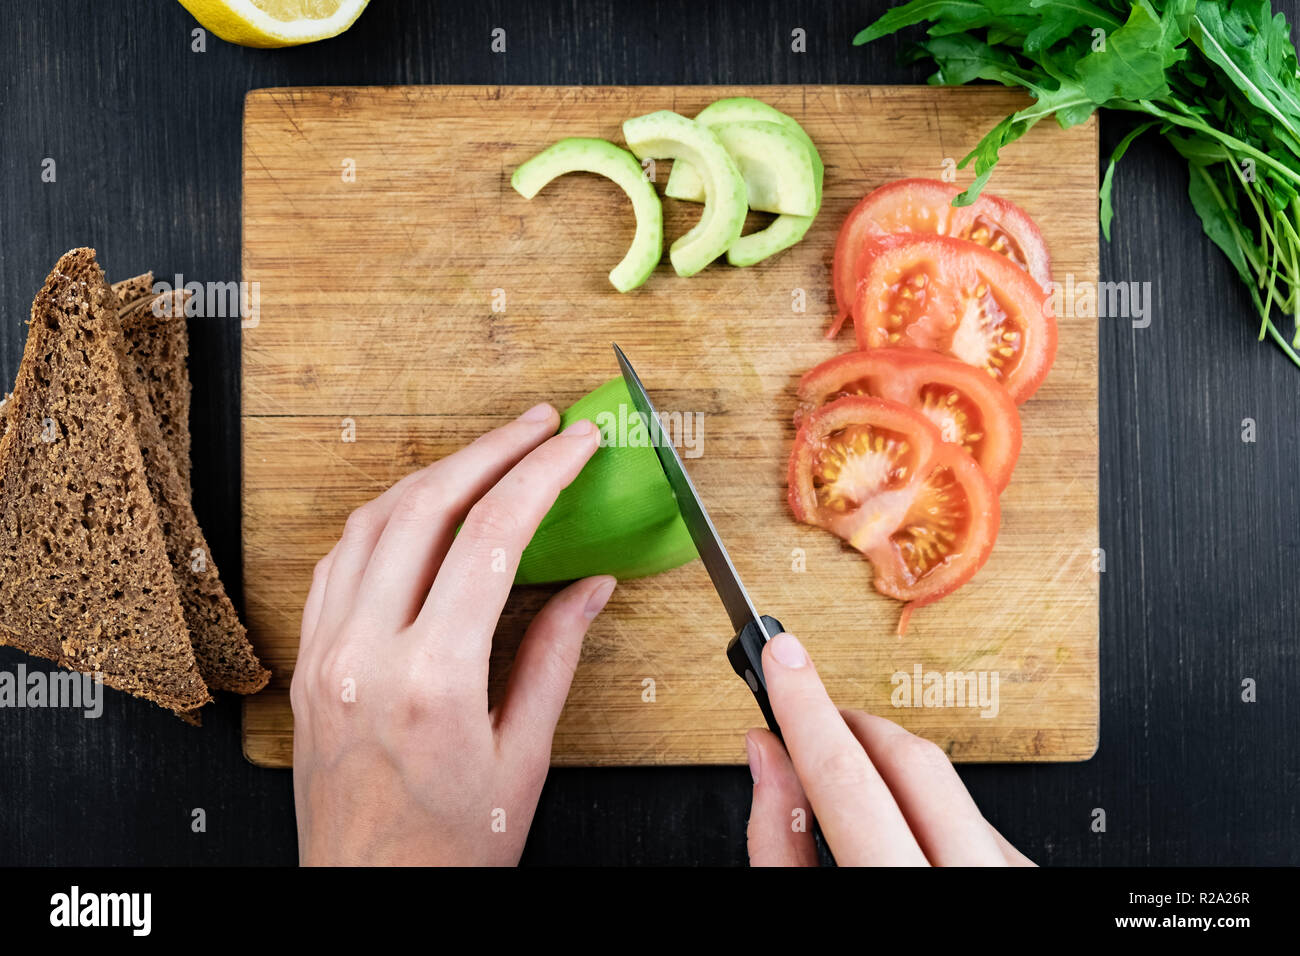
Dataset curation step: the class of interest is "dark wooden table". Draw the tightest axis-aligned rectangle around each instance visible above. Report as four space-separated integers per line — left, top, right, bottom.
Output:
1 0 1296 866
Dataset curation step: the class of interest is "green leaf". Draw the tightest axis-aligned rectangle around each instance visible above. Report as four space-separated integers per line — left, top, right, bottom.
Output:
1185 162 1259 292
854 0 1044 45
1076 1 1184 104
1024 0 1124 53
853 0 991 45
1100 120 1159 239
920 33 1024 85
1190 1 1300 161
1037 36 1099 84
1165 130 1233 164
953 78 1098 204
986 25 1028 46
1160 0 1199 40
1157 0 1198 47
930 14 1036 39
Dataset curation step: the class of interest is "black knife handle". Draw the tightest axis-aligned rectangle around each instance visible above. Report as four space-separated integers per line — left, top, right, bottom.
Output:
726 615 785 739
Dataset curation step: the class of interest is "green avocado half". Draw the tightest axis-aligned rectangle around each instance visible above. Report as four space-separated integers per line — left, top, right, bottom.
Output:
516 377 698 584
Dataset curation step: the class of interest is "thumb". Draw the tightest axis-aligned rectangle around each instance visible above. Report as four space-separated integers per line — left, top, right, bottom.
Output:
496 575 615 753
746 729 819 867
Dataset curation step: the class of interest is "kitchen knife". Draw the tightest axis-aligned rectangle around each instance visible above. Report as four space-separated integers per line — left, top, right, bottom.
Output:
612 343 785 737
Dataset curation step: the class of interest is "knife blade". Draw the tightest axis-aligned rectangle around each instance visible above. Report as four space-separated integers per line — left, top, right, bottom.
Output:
612 343 785 735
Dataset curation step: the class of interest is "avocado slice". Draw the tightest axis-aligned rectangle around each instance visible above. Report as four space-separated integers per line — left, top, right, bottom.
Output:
724 202 819 267
665 97 824 266
671 120 816 216
622 110 747 277
666 97 823 201
511 137 663 292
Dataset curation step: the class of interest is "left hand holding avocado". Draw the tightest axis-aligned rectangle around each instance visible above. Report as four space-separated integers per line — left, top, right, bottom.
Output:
292 402 612 865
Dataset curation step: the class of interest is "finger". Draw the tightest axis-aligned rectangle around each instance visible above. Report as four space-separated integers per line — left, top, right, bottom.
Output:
762 633 927 866
496 575 615 754
354 403 563 629
318 403 559 628
318 467 438 626
745 729 819 867
414 419 601 685
299 545 335 649
988 822 1036 866
840 711 1007 866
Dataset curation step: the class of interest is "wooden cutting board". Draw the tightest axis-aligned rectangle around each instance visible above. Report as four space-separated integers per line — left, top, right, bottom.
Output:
241 85 1098 768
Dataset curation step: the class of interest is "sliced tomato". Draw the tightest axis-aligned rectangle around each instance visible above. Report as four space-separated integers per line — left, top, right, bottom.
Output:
970 191 1053 288
829 178 1052 338
794 348 1021 491
852 236 1057 403
788 396 999 606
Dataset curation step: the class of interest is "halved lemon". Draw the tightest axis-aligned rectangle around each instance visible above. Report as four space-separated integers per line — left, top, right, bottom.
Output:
177 0 371 48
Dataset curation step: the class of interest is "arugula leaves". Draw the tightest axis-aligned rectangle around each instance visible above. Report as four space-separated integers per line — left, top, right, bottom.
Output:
857 0 1300 366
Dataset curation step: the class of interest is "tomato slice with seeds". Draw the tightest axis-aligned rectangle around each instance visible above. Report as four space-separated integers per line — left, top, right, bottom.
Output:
788 396 999 606
966 191 1053 288
794 348 1021 491
851 235 1057 403
829 178 1052 338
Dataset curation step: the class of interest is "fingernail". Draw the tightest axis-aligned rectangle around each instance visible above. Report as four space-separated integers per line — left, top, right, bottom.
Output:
562 418 596 438
768 633 808 669
583 576 616 619
745 732 762 784
519 402 554 423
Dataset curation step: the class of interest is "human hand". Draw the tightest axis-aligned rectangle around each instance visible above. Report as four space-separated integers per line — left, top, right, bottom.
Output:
290 403 614 865
745 632 1034 866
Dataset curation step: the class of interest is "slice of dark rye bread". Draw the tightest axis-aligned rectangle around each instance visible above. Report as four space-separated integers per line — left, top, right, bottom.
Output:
109 272 154 307
0 250 211 713
108 282 269 696
111 274 191 488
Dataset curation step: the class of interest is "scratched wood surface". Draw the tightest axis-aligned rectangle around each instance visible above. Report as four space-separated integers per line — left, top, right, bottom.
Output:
240 84 1099 768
